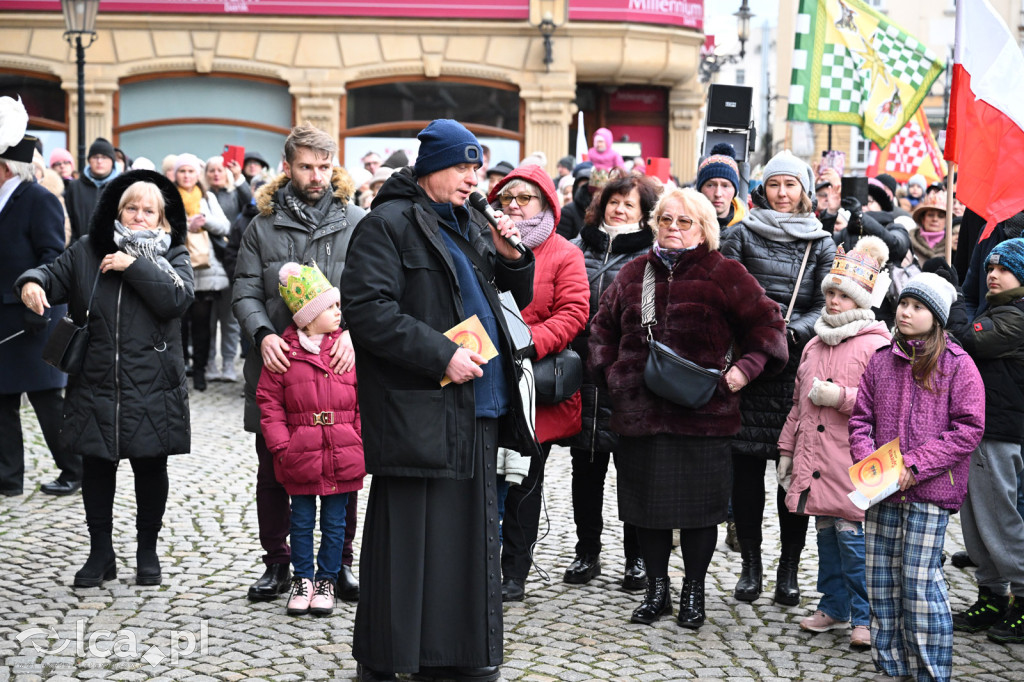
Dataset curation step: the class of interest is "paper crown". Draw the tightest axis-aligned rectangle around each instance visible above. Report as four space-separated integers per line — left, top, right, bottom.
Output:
829 244 883 293
278 261 339 328
822 236 891 309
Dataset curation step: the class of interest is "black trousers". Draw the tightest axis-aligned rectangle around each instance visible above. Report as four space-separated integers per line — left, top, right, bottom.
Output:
187 291 219 375
569 447 641 561
500 442 552 581
731 454 809 549
0 389 82 491
636 526 718 581
81 455 168 535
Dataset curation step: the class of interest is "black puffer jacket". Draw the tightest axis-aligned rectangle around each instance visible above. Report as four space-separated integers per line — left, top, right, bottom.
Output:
720 216 834 459
828 199 910 266
561 224 653 454
15 170 194 461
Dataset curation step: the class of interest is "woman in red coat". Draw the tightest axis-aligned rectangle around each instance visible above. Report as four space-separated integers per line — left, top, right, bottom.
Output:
487 163 589 602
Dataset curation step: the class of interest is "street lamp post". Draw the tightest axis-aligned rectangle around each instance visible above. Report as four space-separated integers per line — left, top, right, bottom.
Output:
699 0 754 84
61 0 99 173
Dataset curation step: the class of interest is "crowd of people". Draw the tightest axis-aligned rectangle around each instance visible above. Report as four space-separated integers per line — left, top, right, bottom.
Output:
3 102 1024 682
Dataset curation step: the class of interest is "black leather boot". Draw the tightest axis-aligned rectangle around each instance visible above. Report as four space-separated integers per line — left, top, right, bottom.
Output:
630 576 672 624
136 531 162 586
247 563 292 601
74 530 117 588
733 539 762 602
621 556 648 591
774 544 802 606
676 577 706 629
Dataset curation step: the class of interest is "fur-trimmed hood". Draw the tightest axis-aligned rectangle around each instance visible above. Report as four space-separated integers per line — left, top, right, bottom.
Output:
88 169 187 258
255 167 355 217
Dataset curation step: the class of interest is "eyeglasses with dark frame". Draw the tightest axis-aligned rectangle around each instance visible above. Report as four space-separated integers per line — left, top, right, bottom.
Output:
657 215 695 230
498 192 540 207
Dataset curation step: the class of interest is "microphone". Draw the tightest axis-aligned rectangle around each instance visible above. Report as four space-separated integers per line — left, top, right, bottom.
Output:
468 191 527 255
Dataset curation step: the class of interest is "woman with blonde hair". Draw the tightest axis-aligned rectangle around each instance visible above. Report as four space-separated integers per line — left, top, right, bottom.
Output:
589 187 787 628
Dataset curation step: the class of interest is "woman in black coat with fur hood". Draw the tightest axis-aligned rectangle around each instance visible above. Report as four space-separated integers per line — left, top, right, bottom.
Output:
17 170 194 588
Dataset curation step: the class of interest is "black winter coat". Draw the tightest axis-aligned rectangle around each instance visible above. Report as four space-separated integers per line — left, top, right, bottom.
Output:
340 169 536 479
960 289 1024 444
65 172 116 243
0 180 68 394
561 224 653 454
719 220 834 459
15 170 194 461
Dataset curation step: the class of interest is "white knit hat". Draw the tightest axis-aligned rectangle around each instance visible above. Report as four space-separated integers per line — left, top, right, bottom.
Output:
821 236 890 309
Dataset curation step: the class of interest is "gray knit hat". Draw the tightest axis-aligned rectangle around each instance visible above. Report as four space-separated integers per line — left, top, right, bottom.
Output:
763 150 814 195
899 272 957 328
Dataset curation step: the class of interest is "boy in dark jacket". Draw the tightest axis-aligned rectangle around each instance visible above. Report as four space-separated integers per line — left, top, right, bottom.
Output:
955 238 1024 644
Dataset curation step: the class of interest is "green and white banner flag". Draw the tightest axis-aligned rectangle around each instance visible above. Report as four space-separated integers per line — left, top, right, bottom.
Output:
787 0 945 147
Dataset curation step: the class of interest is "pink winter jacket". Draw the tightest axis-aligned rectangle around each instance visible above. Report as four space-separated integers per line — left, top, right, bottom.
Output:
779 321 892 521
256 325 366 497
848 337 985 511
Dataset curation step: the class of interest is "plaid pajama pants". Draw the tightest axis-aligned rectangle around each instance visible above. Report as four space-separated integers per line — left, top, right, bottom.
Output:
865 501 952 682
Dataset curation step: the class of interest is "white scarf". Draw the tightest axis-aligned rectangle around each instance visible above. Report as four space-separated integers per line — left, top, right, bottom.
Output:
813 307 877 346
600 221 642 241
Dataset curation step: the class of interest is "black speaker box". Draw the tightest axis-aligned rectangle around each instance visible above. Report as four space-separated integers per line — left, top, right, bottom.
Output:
706 84 753 129
841 176 869 205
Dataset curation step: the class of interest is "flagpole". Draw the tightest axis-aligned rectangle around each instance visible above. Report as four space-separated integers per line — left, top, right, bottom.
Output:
944 161 956 264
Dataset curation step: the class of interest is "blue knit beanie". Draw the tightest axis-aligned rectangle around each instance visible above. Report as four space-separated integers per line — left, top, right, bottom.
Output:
696 143 739 194
986 237 1024 287
414 119 483 177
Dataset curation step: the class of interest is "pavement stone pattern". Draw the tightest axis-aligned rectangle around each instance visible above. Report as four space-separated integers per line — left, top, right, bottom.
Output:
2 368 1024 681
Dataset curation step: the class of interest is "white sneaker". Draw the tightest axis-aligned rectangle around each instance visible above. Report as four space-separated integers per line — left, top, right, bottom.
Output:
205 364 223 381
221 363 238 382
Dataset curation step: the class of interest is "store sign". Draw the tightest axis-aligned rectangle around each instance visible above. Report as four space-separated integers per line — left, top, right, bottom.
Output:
569 0 702 29
0 0 530 19
609 88 667 113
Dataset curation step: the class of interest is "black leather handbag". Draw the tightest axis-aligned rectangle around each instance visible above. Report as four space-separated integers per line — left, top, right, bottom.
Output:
41 269 100 375
640 262 730 409
533 348 583 404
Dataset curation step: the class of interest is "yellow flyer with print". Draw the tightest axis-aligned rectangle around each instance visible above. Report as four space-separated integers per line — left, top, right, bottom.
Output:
848 438 903 511
440 315 498 387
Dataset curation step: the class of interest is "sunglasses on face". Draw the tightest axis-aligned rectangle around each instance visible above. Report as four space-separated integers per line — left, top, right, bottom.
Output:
657 215 694 230
498 192 539 207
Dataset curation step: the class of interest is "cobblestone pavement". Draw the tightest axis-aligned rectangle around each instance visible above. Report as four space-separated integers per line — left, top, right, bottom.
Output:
3 372 1024 681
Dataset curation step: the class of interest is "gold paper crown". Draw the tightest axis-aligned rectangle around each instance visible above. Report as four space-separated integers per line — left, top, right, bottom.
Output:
278 262 333 316
828 245 882 294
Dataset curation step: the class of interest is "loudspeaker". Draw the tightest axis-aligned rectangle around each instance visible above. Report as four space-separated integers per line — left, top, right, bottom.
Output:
703 129 749 162
841 176 869 205
706 84 753 129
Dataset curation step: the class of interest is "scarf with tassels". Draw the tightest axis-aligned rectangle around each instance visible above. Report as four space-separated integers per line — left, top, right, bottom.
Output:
177 185 203 217
813 307 877 346
113 220 185 289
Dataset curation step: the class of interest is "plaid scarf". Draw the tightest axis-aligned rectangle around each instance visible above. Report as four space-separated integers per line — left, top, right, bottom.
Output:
283 183 333 230
113 221 185 289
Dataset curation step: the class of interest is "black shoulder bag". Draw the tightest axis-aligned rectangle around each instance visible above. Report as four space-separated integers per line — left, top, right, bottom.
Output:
41 268 101 375
641 261 731 409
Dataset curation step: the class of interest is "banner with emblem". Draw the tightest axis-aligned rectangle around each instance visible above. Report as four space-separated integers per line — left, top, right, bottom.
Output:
866 108 947 184
788 0 945 147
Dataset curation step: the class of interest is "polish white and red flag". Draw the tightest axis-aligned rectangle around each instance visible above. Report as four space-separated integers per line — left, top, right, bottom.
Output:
944 0 1024 231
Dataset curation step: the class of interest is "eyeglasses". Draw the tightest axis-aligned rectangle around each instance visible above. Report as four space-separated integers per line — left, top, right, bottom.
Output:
498 192 539 207
657 215 695 230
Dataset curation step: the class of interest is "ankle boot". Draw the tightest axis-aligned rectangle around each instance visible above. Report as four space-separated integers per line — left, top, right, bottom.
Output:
136 531 162 586
677 577 706 629
74 530 117 588
630 576 672 624
734 539 762 602
774 544 802 606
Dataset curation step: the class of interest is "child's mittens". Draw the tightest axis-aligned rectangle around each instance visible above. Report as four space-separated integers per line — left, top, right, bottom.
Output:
777 454 793 493
808 377 842 408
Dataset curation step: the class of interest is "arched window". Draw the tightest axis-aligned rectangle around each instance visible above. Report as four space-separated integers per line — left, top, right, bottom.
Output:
0 71 68 159
342 77 523 170
115 73 292 168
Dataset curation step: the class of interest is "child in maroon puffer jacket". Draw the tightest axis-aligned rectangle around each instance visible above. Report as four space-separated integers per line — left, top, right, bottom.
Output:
257 262 365 618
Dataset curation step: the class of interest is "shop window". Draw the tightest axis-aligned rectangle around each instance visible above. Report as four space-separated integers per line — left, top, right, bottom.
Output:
0 72 68 157
116 75 291 168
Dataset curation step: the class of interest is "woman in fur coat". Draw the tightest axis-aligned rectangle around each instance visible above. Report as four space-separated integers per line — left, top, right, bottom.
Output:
589 188 787 629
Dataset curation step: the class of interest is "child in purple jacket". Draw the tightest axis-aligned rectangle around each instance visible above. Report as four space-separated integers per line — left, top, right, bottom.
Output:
849 272 985 682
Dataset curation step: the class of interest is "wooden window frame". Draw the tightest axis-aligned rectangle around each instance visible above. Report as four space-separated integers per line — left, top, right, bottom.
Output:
0 69 68 132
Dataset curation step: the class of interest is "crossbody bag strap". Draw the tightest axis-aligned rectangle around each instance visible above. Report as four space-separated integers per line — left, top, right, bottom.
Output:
641 261 657 339
589 253 628 284
784 241 814 325
84 267 101 320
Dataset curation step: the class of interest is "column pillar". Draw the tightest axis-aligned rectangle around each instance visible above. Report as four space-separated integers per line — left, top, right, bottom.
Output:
64 77 117 153
290 80 346 140
668 78 705 183
520 74 576 176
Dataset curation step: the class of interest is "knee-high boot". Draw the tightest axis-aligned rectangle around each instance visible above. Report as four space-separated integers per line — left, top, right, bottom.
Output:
773 543 802 606
733 539 762 602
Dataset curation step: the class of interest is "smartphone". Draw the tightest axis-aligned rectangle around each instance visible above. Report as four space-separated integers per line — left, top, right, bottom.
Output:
222 145 245 167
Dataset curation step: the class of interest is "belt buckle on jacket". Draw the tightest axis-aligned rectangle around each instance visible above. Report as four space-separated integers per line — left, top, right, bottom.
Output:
313 411 334 426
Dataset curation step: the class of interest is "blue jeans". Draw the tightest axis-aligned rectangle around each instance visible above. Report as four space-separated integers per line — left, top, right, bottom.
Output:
816 517 870 627
290 493 348 582
1017 469 1024 521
